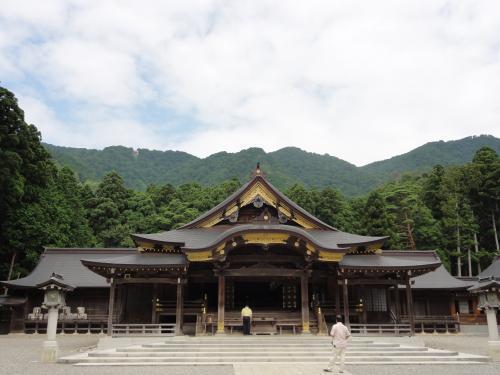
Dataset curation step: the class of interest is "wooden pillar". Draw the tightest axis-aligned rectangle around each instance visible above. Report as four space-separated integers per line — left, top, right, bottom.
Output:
107 279 116 336
335 276 341 318
361 285 367 324
450 295 457 316
343 277 350 326
175 278 184 335
217 274 225 334
301 272 310 333
394 284 401 323
151 283 158 324
405 274 415 335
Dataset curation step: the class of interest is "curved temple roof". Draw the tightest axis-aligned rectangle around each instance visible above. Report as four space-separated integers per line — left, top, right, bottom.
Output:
1 248 135 289
410 265 474 289
132 224 387 252
3 248 443 289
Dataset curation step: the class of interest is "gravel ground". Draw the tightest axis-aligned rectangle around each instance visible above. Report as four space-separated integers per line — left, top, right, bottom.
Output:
420 334 492 356
0 334 234 375
0 333 498 375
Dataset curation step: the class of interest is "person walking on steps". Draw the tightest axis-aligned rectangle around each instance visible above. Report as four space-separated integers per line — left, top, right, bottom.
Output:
241 304 253 335
324 315 350 373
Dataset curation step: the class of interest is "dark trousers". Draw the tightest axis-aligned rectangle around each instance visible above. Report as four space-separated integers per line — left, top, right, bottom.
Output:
243 316 251 335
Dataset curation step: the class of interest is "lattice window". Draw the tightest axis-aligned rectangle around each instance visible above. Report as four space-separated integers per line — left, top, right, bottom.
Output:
282 284 297 309
365 288 387 312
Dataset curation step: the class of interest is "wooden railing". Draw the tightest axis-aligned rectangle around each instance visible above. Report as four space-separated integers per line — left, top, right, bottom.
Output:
401 315 460 333
24 314 115 334
111 323 175 336
349 323 411 336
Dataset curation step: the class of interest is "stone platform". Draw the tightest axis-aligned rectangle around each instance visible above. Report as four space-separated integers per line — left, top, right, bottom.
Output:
59 336 489 366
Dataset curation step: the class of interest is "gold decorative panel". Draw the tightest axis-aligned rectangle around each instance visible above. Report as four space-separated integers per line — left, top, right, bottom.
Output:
186 250 212 262
318 251 345 262
242 232 290 245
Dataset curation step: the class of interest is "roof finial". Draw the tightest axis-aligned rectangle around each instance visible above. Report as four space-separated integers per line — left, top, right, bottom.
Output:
251 162 264 178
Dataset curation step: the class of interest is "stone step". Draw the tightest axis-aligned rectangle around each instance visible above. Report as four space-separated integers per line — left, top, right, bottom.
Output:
117 346 428 353
142 342 398 348
89 351 454 357
72 361 488 366
65 355 489 363
58 336 490 366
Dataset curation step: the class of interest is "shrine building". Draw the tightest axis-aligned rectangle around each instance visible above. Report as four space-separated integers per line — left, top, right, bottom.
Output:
1 164 483 336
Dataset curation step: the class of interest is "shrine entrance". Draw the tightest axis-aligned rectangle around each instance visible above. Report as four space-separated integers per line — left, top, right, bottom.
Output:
232 280 299 311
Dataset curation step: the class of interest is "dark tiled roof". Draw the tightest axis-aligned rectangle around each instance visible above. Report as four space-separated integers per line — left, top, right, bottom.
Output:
0 296 27 306
410 265 474 289
468 255 500 292
340 250 441 272
477 255 500 281
1 248 135 289
81 253 188 268
133 224 387 251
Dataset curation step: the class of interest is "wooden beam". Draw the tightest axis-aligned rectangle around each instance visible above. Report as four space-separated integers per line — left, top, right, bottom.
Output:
300 273 310 333
347 279 401 285
217 274 225 334
107 279 116 336
224 268 304 277
115 278 186 285
175 279 184 335
228 255 304 263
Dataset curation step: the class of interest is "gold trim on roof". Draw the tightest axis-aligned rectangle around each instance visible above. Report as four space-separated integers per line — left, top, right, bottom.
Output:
196 180 320 229
318 251 345 262
241 232 290 246
185 250 213 262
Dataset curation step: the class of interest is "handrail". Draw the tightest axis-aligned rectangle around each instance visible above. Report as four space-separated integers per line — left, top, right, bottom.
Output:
349 323 411 336
401 315 458 322
111 323 175 337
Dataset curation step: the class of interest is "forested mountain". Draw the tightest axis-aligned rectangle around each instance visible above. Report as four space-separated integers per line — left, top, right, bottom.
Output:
44 135 500 196
1 85 499 282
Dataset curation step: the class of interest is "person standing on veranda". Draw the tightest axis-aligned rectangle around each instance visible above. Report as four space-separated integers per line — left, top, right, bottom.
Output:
241 304 252 335
324 315 350 373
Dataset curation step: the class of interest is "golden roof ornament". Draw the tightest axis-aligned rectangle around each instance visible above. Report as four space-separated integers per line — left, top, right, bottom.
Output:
251 162 266 178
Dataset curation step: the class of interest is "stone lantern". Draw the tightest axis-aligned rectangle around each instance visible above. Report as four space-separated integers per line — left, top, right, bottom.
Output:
469 256 500 361
36 273 74 363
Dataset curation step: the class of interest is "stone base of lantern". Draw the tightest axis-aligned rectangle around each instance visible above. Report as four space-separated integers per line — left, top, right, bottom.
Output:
488 340 500 362
41 340 59 363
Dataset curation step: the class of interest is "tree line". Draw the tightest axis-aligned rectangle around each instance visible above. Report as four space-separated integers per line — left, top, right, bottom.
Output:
1 86 499 281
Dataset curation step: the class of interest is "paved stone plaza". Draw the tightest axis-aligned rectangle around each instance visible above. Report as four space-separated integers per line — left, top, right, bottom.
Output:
0 334 499 375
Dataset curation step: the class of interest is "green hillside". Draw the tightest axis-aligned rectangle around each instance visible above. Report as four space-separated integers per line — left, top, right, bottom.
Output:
360 135 500 183
43 135 500 196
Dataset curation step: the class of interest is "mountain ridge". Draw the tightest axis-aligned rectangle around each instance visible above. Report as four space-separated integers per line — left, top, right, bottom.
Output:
43 134 500 196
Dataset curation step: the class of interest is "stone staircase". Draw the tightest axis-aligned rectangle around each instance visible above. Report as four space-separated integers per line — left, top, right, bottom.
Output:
60 336 489 366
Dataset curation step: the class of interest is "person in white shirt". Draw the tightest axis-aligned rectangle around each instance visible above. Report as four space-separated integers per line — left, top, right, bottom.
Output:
324 315 350 373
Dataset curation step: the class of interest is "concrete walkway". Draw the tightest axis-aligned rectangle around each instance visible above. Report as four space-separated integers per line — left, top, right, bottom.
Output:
1 334 499 375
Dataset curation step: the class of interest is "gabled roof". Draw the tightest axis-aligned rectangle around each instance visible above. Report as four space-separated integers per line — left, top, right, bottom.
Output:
468 255 500 292
36 273 75 291
410 265 474 290
340 250 441 276
179 169 336 230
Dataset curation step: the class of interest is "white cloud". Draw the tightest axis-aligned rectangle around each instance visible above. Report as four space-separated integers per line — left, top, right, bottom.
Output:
1 0 500 165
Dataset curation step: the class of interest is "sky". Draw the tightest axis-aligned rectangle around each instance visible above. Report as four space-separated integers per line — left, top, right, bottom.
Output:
1 1 499 166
